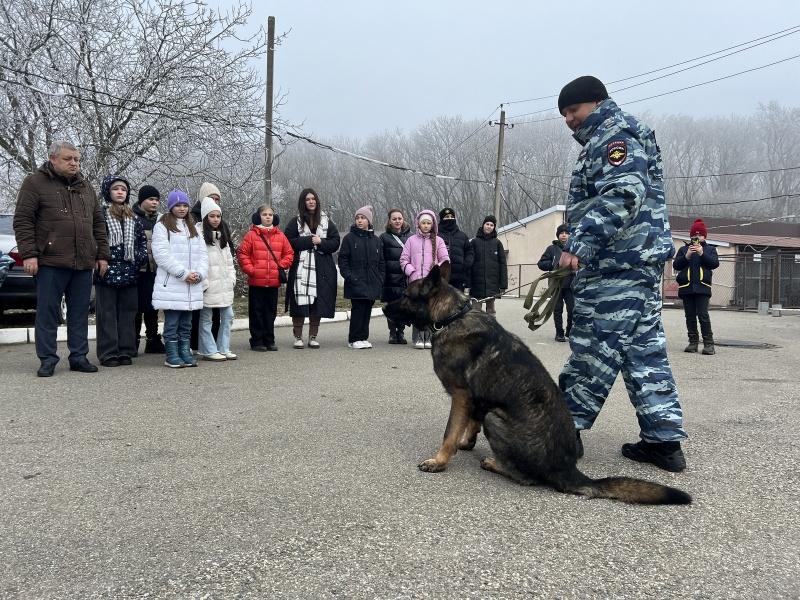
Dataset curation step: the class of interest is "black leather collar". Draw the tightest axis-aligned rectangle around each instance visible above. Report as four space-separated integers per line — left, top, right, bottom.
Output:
432 300 474 331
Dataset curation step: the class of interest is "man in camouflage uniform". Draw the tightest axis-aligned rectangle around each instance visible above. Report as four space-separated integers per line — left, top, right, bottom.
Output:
556 76 687 472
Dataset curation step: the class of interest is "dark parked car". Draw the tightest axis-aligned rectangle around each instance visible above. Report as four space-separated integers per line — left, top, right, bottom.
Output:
0 213 37 317
1 213 95 323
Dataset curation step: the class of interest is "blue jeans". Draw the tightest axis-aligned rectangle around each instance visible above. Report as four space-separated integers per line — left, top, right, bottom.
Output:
34 266 92 366
199 305 233 354
163 310 192 342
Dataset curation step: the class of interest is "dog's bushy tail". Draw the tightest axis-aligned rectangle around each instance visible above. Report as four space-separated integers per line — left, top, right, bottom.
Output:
553 468 692 505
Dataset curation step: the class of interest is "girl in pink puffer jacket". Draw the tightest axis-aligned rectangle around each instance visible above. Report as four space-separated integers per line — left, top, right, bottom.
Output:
399 209 450 348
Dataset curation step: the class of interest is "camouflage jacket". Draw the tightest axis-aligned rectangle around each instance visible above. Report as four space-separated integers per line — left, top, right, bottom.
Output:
565 99 674 275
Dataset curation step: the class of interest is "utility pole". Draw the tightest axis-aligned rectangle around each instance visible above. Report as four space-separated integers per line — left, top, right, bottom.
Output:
264 16 275 202
490 106 513 224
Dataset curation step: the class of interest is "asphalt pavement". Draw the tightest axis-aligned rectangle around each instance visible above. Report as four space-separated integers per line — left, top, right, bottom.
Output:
1 301 798 599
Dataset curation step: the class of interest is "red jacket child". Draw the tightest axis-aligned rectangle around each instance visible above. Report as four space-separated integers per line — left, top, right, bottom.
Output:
238 224 294 287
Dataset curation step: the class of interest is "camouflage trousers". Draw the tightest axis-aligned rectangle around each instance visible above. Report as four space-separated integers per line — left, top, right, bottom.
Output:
558 265 687 443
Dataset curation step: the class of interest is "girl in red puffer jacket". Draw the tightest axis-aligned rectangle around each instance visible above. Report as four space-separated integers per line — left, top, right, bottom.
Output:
238 205 294 351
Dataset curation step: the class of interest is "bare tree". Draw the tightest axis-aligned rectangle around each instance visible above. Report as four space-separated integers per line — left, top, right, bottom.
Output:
0 0 277 208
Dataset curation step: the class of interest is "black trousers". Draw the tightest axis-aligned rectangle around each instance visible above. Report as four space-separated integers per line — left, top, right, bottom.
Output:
191 307 219 350
135 271 159 340
553 287 575 336
348 299 375 343
34 266 92 366
683 294 713 339
248 286 279 347
95 283 138 361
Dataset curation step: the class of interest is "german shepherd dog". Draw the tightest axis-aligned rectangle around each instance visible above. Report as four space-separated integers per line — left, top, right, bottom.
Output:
383 266 690 505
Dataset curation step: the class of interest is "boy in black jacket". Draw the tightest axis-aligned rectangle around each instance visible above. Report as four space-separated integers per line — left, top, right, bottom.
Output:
673 218 719 355
537 224 575 342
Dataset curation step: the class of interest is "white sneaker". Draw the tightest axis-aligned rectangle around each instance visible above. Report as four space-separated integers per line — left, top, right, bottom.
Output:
414 341 425 349
349 341 365 349
202 352 227 361
361 340 373 348
293 338 304 349
308 337 320 349
424 341 432 349
224 352 237 360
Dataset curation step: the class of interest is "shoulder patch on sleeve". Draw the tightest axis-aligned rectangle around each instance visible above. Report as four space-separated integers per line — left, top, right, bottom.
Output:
607 140 627 166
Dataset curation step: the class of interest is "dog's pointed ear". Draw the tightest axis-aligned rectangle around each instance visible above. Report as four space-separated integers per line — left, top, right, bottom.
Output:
419 265 441 297
439 261 451 282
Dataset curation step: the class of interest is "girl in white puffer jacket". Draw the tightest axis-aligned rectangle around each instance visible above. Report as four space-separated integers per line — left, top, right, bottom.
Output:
151 189 208 368
198 197 237 362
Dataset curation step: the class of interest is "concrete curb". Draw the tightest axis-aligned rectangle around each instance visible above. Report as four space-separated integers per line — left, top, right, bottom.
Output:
0 307 385 345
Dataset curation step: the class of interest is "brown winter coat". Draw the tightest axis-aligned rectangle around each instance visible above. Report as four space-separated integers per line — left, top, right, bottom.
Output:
13 162 109 270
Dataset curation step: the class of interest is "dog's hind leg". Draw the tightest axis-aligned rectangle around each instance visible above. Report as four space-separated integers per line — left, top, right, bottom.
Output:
480 456 536 485
457 418 482 450
419 388 471 472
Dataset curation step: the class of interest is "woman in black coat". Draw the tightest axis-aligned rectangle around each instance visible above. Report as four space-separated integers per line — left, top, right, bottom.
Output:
284 188 341 349
338 205 385 348
469 215 507 315
379 208 412 344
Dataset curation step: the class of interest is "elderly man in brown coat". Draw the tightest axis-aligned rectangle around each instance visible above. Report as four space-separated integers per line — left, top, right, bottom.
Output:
13 141 110 377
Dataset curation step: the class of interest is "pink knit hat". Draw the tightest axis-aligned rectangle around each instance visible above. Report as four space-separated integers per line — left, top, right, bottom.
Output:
355 205 374 226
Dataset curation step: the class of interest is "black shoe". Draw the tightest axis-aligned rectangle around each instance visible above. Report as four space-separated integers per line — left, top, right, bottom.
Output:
575 431 584 459
70 359 99 373
266 345 278 351
251 345 268 352
37 363 56 377
621 440 686 473
145 335 166 354
388 336 399 345
555 334 567 342
117 356 133 366
100 358 121 368
396 332 408 345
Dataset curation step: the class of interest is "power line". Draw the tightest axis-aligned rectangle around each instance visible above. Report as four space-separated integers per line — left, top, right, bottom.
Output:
283 130 494 185
441 105 501 160
509 29 800 120
503 24 800 106
506 170 543 212
509 52 800 126
684 193 800 207
503 164 569 193
508 165 800 180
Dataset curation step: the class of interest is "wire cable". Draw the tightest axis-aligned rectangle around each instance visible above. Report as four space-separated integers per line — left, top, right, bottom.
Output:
283 130 495 185
509 53 800 125
504 24 800 106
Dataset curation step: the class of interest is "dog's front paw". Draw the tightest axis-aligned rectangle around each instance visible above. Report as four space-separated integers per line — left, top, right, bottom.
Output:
418 458 447 472
480 457 497 472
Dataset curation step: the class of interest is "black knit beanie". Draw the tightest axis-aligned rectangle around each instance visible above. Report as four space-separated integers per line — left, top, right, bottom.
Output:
439 207 456 220
483 215 497 226
557 76 608 114
137 185 160 206
556 223 570 236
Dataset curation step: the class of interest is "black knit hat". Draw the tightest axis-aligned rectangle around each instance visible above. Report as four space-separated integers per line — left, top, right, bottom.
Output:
557 76 608 114
483 215 497 226
439 207 456 220
137 185 160 206
556 223 570 235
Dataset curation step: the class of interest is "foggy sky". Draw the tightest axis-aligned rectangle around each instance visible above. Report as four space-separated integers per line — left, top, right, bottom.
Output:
225 0 800 140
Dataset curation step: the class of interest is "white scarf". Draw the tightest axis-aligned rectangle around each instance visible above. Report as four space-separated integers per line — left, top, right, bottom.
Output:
294 213 328 306
103 201 136 262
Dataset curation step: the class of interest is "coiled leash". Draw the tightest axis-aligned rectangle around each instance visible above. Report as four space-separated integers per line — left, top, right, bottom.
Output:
522 266 574 332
